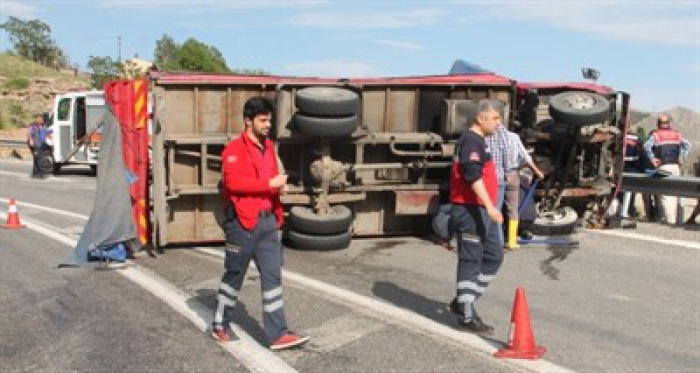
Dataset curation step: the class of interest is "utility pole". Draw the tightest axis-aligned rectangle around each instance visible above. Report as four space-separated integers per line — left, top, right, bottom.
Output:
118 36 122 63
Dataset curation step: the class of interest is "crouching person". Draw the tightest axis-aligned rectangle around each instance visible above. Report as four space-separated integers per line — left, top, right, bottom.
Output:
213 97 309 351
447 100 504 336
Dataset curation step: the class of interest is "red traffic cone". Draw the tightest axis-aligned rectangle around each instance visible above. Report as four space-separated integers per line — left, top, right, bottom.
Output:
495 287 546 360
2 198 26 229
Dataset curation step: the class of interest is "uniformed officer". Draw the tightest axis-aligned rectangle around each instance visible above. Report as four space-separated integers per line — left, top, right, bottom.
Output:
447 99 504 335
643 114 691 224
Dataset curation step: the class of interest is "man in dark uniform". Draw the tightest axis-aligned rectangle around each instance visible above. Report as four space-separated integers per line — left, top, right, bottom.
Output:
447 99 504 335
212 97 309 351
643 114 691 224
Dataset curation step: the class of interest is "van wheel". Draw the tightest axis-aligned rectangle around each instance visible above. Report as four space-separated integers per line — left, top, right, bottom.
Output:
286 230 352 251
296 87 359 117
531 206 578 235
549 91 611 126
289 205 353 235
295 114 358 137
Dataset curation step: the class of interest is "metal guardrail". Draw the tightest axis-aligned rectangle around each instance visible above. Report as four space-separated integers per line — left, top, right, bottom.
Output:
621 172 700 198
0 139 27 148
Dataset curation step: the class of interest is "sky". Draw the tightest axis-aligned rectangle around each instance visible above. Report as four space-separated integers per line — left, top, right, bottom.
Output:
1 0 699 112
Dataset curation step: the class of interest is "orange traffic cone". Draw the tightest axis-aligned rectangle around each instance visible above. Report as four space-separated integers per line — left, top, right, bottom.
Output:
2 198 26 229
495 287 546 360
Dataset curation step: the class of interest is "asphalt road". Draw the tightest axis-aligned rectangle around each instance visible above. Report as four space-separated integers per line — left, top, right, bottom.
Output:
1 160 699 372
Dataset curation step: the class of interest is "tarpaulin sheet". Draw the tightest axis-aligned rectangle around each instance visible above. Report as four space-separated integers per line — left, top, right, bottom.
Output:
60 106 140 267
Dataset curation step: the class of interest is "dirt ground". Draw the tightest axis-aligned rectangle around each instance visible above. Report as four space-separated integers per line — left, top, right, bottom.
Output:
0 128 31 159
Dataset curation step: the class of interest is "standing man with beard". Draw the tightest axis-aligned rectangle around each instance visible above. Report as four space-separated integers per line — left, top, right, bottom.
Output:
447 100 504 335
212 97 309 351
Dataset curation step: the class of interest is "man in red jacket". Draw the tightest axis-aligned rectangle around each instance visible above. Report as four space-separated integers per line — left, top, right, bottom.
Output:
212 97 309 351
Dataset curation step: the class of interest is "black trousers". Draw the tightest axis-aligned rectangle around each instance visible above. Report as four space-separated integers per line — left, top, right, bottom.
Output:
450 204 504 322
30 145 50 178
213 213 288 343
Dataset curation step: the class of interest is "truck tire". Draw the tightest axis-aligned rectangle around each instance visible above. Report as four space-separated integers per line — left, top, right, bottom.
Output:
531 206 578 235
90 165 98 175
286 229 352 251
296 87 359 117
549 91 611 126
295 114 358 137
289 205 353 235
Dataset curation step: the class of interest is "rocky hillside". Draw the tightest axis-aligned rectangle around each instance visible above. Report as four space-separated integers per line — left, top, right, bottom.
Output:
0 53 89 130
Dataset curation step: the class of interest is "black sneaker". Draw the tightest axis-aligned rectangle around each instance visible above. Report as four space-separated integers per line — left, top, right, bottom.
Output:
458 317 495 336
447 298 460 316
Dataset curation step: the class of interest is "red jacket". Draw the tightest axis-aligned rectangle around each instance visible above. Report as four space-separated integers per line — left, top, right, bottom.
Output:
450 130 499 206
221 133 284 230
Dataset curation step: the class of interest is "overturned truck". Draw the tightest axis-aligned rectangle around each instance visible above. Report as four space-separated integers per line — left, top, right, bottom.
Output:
116 66 628 250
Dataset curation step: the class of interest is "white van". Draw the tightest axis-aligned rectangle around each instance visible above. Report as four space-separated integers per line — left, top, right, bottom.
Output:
48 91 105 174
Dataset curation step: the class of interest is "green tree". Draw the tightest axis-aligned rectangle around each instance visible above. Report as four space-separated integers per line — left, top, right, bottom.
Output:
232 68 270 75
153 35 267 74
0 16 68 68
176 38 230 73
154 34 181 70
87 55 120 89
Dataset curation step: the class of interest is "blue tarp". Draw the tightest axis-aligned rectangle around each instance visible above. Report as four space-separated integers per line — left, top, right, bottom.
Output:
448 60 491 75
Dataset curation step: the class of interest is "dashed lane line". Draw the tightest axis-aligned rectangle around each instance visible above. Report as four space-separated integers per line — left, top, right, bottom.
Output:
0 212 297 373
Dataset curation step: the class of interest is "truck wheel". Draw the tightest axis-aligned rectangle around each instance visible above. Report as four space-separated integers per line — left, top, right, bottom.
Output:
531 206 578 235
90 165 98 175
296 87 359 117
295 114 358 137
52 163 62 175
289 205 353 235
549 91 611 126
286 229 352 251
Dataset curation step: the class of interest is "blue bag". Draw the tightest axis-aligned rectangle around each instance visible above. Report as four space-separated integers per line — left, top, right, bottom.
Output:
88 242 127 263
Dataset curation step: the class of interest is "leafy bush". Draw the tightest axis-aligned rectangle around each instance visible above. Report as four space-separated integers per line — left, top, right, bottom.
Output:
4 76 30 90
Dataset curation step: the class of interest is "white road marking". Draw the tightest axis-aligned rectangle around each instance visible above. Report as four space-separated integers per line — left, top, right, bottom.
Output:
588 229 700 250
0 212 297 373
0 197 89 220
606 294 634 302
0 170 96 190
196 248 573 373
0 170 74 183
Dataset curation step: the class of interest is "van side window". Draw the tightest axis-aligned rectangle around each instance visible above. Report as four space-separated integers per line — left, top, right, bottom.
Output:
57 98 71 121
